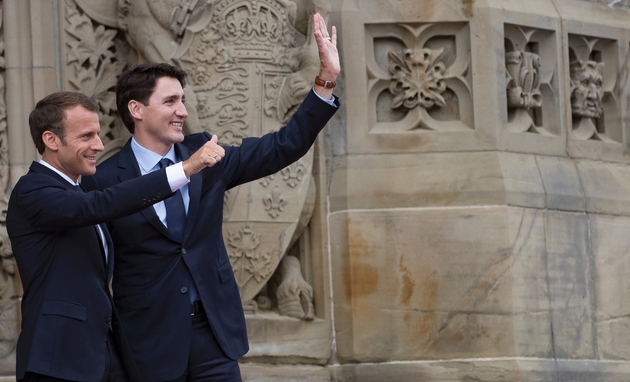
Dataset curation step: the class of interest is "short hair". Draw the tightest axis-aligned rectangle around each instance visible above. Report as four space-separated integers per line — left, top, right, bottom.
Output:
116 63 188 134
29 92 100 154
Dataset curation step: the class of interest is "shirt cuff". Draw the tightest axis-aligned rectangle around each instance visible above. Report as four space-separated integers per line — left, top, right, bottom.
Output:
312 87 336 106
166 162 190 192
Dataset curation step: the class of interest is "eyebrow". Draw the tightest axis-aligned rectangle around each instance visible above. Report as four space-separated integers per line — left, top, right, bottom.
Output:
163 93 184 101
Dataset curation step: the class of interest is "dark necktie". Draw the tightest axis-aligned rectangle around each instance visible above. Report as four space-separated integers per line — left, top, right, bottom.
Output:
158 158 198 303
158 158 186 242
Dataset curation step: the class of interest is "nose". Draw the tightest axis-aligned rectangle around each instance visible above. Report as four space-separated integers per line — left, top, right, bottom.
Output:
176 101 188 118
92 136 104 152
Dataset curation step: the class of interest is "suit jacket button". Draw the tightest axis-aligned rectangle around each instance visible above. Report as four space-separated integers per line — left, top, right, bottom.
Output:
181 248 187 255
106 318 112 325
181 287 188 294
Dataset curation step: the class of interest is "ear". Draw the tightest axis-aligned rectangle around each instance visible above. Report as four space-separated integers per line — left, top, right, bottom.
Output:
128 100 144 121
42 131 60 152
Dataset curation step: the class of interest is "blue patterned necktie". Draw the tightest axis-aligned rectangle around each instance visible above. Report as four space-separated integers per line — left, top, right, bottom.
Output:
158 158 186 242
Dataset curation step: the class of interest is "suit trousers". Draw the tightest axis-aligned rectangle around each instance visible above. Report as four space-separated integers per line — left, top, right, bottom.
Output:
21 331 128 382
168 303 241 382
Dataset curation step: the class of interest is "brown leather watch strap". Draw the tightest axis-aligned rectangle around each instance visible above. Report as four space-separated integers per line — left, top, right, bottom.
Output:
315 75 336 89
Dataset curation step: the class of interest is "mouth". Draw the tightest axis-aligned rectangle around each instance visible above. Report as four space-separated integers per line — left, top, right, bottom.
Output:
170 121 184 131
85 155 97 163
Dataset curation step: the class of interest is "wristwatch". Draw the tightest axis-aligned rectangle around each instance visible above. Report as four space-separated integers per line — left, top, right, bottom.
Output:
315 75 336 89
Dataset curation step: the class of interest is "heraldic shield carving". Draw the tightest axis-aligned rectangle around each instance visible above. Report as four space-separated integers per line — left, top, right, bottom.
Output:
74 0 327 312
171 0 322 308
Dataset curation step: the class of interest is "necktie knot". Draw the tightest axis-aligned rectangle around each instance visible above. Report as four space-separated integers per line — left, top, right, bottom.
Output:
158 158 174 169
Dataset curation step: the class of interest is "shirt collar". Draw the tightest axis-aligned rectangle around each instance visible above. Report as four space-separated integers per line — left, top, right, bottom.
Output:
131 137 177 173
39 159 79 186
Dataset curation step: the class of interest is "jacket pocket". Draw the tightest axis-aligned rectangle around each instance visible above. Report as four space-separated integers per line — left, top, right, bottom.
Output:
115 292 150 313
41 300 86 321
218 261 234 284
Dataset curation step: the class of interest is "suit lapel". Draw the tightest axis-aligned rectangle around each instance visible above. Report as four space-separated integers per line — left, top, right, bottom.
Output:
117 142 173 238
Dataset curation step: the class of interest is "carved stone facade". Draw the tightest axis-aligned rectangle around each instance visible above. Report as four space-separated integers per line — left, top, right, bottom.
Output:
3 0 630 381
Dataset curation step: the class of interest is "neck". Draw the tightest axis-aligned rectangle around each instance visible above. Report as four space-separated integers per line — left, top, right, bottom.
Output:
40 153 78 183
133 133 173 157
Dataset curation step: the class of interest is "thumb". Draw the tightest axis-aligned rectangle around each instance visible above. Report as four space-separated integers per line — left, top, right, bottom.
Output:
211 134 218 144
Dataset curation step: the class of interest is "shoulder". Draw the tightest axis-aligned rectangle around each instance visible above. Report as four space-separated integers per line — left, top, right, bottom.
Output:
14 167 63 192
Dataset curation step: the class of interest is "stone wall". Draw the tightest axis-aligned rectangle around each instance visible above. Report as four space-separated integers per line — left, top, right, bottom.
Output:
1 0 630 381
328 0 630 380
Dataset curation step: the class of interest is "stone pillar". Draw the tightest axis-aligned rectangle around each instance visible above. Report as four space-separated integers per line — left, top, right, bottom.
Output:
5 0 58 185
329 0 630 380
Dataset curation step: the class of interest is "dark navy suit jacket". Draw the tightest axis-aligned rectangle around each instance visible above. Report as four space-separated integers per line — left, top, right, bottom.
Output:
7 162 174 381
81 90 339 381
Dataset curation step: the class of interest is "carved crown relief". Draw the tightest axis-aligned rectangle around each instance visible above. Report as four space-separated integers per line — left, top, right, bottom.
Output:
504 24 560 136
568 35 620 142
366 22 473 133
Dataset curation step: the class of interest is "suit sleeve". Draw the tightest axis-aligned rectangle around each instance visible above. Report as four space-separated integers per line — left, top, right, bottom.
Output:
219 89 339 189
14 169 174 232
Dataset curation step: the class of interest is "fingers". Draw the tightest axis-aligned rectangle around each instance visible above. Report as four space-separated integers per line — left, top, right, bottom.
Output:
313 13 332 45
207 136 224 163
183 136 226 176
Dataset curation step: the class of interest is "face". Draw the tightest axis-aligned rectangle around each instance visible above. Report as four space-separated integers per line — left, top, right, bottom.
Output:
44 105 104 182
571 62 604 119
133 76 188 155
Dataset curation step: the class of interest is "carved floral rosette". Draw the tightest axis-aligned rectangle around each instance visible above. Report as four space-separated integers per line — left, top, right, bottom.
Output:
365 22 474 133
174 0 315 303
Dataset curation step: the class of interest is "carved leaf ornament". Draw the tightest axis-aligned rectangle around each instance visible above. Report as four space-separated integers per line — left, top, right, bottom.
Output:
388 48 447 110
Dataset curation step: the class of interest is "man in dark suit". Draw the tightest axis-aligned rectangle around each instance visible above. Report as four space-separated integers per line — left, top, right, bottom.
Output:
80 13 339 382
7 92 220 382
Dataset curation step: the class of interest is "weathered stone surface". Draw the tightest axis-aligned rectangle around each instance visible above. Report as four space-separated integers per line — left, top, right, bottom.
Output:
578 160 630 215
329 359 630 382
545 211 595 359
591 214 630 360
536 156 585 212
241 363 330 382
329 152 508 212
330 207 556 362
245 314 331 363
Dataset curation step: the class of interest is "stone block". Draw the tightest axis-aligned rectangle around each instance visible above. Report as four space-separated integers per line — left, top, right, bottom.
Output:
241 363 330 382
498 152 546 209
545 211 594 359
330 359 630 382
330 207 554 362
329 152 508 212
590 214 630 360
245 315 332 364
578 160 630 215
536 155 585 212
